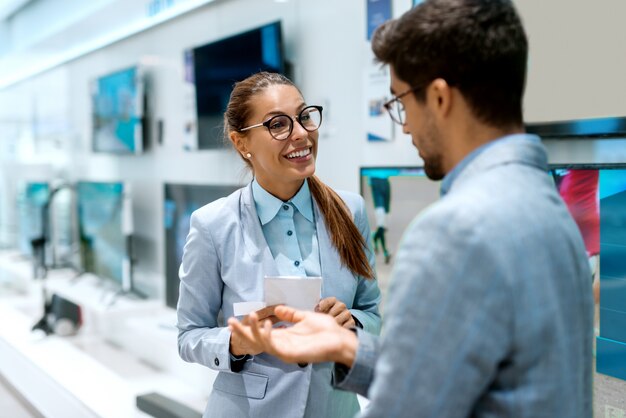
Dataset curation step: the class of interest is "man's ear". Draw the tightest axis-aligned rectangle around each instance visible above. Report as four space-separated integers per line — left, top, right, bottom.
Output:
229 131 248 157
428 78 452 118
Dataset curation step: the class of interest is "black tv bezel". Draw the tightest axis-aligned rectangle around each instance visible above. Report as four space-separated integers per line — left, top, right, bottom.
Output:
548 163 626 170
91 65 147 155
526 116 626 140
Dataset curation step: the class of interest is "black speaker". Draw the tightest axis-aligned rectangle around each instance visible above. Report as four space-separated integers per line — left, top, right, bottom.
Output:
33 293 82 336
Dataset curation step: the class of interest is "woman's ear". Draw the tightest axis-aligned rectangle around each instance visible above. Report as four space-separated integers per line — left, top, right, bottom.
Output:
229 131 249 157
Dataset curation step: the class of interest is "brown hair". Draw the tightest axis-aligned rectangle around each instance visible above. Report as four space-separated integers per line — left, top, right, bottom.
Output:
224 72 374 280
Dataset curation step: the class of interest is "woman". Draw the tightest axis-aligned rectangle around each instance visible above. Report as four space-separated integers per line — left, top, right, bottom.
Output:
176 72 381 418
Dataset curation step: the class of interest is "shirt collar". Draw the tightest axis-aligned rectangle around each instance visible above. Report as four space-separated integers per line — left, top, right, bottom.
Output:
252 178 314 225
440 133 540 196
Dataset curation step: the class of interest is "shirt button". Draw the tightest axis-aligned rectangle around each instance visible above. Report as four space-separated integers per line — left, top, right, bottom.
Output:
214 358 220 366
294 260 300 267
283 205 289 211
287 230 293 236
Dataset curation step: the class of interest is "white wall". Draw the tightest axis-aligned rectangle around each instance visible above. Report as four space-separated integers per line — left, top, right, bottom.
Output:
1 0 625 299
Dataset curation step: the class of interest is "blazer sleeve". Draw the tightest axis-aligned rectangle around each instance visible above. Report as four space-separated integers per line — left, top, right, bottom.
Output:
176 209 237 373
332 329 380 396
349 195 382 335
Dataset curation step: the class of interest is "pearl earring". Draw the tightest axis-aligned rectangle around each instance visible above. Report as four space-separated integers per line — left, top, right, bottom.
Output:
246 153 252 158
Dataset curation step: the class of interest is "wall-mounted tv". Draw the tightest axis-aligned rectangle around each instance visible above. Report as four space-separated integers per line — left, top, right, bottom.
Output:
164 183 240 309
548 164 626 380
17 182 50 256
77 181 133 291
192 21 285 149
91 66 146 154
359 167 441 309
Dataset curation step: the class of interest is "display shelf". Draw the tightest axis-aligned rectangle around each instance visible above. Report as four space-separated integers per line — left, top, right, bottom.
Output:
0 255 210 418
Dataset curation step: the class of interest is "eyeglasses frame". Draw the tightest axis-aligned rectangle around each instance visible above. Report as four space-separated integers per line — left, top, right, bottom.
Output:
383 85 424 125
238 105 324 141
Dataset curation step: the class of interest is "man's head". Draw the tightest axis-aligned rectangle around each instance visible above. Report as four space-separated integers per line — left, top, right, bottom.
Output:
372 0 528 179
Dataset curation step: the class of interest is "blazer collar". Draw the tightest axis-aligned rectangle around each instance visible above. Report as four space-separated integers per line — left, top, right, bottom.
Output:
447 134 547 194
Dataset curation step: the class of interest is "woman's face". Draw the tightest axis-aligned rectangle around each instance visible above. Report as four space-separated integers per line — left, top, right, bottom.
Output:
239 84 319 200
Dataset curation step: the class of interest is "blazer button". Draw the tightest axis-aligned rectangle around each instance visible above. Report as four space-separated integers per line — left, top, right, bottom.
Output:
214 358 220 366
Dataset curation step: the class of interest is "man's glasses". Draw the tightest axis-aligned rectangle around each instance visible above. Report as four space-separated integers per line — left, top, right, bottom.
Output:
239 105 323 141
383 86 422 125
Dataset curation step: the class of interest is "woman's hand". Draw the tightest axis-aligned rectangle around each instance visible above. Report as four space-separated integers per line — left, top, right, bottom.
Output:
229 305 280 356
315 297 355 329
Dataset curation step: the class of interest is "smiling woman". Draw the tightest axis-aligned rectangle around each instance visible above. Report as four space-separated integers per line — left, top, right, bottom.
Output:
176 71 382 418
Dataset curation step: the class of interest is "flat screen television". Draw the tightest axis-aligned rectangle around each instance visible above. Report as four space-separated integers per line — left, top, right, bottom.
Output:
359 167 441 308
17 182 50 256
548 165 626 323
77 181 133 291
164 183 241 308
192 21 285 149
91 66 146 154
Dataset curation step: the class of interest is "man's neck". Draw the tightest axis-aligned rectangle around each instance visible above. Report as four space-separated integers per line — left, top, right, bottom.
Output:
445 122 524 173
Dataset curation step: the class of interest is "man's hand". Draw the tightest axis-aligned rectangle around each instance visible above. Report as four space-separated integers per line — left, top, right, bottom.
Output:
228 305 359 367
315 297 356 329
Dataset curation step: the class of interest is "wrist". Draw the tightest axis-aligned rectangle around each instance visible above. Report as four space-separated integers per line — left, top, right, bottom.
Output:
334 327 359 367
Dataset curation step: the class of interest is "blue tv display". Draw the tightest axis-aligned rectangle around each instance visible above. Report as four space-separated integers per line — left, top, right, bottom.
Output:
77 181 130 288
17 182 50 256
164 183 240 308
192 21 285 149
92 66 145 154
549 165 626 381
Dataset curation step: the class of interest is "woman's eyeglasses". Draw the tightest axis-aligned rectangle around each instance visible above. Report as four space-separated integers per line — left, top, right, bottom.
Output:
239 105 323 141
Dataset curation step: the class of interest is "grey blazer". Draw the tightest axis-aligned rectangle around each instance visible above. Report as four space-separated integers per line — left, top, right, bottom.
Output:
336 136 594 417
177 183 381 418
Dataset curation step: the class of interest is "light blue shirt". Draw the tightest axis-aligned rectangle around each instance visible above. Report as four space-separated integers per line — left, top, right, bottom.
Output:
251 179 321 277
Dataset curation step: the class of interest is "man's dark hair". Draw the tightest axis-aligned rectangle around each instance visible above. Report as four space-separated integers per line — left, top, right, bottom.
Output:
372 0 528 128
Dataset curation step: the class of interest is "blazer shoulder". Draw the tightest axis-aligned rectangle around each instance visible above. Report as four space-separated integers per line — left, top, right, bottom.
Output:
191 187 244 228
336 189 365 215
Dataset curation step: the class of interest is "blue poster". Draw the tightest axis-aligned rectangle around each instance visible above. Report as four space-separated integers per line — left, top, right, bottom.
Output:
367 0 392 41
413 0 424 6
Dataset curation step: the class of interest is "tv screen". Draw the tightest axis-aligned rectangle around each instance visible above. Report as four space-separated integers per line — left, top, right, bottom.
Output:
192 21 284 149
92 66 145 154
549 165 626 307
17 182 50 256
164 183 241 308
360 167 441 308
77 181 131 288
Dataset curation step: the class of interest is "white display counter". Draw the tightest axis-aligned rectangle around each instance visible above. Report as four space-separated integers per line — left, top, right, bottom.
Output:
0 250 212 418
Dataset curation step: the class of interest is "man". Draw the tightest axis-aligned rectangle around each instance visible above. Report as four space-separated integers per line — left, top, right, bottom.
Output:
229 0 593 416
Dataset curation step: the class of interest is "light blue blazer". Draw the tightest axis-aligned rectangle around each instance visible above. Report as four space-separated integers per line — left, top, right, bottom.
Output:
177 182 382 418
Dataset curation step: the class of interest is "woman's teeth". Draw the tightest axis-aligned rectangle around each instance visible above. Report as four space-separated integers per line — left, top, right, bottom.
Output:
286 148 311 159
